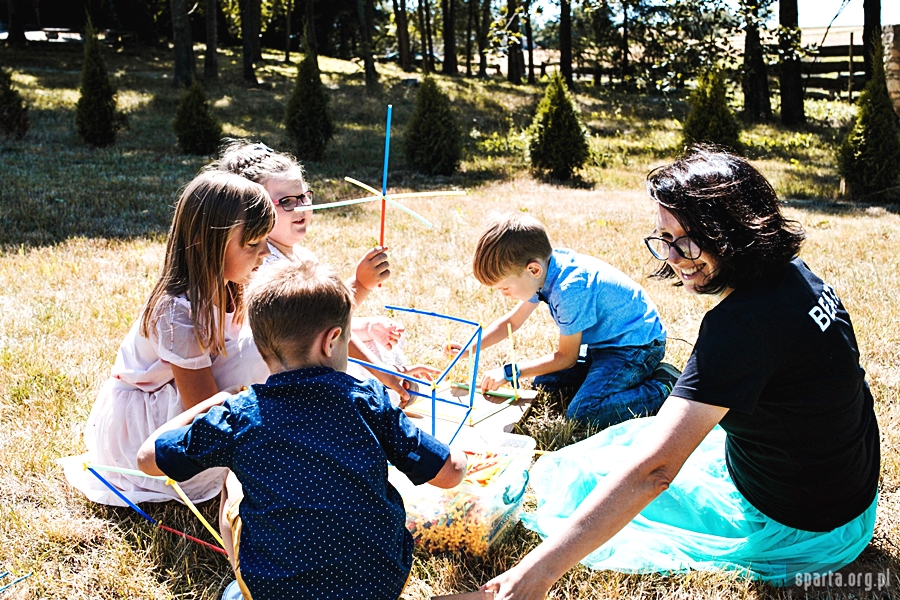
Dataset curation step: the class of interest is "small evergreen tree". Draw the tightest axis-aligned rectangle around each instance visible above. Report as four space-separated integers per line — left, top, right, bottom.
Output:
527 71 589 180
284 50 333 161
173 80 222 155
838 37 900 201
76 18 120 147
403 77 462 176
682 71 743 153
0 69 29 140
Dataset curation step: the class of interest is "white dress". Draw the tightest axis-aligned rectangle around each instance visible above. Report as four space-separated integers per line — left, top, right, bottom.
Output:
60 295 270 506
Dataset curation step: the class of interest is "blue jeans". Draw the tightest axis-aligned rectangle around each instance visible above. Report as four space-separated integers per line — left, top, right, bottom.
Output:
534 339 667 427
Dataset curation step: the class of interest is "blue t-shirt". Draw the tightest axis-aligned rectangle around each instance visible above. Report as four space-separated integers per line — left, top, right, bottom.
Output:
530 248 665 349
155 367 451 600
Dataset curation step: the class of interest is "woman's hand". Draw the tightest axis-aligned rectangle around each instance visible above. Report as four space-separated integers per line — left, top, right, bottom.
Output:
355 246 391 291
481 560 555 600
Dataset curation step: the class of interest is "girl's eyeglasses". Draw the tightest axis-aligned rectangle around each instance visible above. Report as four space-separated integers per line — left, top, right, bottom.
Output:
275 191 314 211
644 235 702 261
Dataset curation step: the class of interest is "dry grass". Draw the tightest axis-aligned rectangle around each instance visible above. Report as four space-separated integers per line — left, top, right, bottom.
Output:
1 42 898 599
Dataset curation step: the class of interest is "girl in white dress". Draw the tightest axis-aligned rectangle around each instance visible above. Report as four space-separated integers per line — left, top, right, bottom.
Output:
61 171 276 505
208 140 437 405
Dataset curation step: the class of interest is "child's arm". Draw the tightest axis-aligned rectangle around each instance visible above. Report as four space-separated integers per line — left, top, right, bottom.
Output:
481 331 583 392
427 448 467 489
171 364 220 410
136 392 230 476
346 246 390 305
348 332 417 405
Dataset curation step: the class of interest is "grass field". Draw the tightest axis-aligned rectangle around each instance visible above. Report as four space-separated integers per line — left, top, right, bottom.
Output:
1 42 898 599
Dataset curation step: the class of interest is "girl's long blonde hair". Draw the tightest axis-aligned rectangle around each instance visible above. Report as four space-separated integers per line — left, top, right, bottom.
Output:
140 171 275 356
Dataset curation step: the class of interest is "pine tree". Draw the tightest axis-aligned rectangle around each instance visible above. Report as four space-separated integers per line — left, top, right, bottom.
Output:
0 69 29 140
527 71 589 180
838 37 900 201
173 80 222 155
284 50 333 161
403 77 462 176
75 18 120 147
682 71 742 153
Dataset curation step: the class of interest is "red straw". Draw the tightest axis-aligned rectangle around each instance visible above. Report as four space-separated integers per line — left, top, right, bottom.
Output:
159 524 228 556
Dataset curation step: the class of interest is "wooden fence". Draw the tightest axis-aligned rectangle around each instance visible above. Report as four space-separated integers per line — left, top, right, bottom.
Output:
537 40 866 100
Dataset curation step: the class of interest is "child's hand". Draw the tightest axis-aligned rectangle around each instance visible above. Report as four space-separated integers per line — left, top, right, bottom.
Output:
366 317 404 350
397 364 440 381
355 246 390 290
443 342 469 359
480 367 507 393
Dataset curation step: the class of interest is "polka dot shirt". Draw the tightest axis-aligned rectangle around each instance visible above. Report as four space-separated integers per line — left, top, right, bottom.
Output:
155 366 451 599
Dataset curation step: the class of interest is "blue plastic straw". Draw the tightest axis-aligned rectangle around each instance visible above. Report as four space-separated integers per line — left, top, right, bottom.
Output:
0 573 33 594
85 466 158 525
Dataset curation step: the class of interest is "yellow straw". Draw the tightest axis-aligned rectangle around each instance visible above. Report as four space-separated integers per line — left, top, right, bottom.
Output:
166 479 226 550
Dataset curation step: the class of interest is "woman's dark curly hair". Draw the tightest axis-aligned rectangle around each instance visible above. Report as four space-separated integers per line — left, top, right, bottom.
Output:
647 145 806 295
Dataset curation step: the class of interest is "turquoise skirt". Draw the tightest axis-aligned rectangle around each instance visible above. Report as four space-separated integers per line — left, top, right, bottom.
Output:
521 417 877 585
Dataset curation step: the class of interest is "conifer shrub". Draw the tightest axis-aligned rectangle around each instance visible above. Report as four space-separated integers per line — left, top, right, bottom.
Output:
682 71 743 153
838 38 900 201
403 77 462 176
173 80 222 155
284 51 333 161
76 18 120 147
0 69 29 140
526 71 589 180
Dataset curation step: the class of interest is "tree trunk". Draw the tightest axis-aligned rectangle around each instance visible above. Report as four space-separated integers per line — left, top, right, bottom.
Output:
506 0 523 83
424 0 435 72
239 0 258 83
477 0 491 77
560 0 572 87
356 0 379 89
863 0 881 81
304 0 317 56
741 4 770 122
171 0 196 87
252 0 262 62
779 0 805 126
523 0 534 83
284 0 293 63
466 0 474 76
6 0 27 46
620 2 630 81
441 0 458 74
205 0 219 78
392 0 412 71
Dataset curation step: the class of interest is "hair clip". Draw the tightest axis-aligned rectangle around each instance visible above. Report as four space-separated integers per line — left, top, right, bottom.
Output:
252 143 273 154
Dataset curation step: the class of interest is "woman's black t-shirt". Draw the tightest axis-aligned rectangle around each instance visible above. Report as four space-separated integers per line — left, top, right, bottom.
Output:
671 258 880 532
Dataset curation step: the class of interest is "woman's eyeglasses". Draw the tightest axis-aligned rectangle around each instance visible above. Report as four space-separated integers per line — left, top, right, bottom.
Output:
644 235 702 261
275 191 314 211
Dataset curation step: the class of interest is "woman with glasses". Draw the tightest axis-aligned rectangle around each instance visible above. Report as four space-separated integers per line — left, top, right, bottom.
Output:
482 146 880 598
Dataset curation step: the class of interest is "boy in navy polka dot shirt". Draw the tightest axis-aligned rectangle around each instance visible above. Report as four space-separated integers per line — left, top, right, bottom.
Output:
138 259 467 600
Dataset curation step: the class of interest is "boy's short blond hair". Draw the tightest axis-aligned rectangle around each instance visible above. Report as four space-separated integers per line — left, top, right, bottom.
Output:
246 260 353 369
472 213 553 285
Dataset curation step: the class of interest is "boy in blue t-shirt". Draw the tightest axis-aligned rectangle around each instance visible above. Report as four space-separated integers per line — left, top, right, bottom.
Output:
137 260 467 600
472 213 678 427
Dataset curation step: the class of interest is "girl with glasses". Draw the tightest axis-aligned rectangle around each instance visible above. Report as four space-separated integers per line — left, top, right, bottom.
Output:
208 139 437 406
